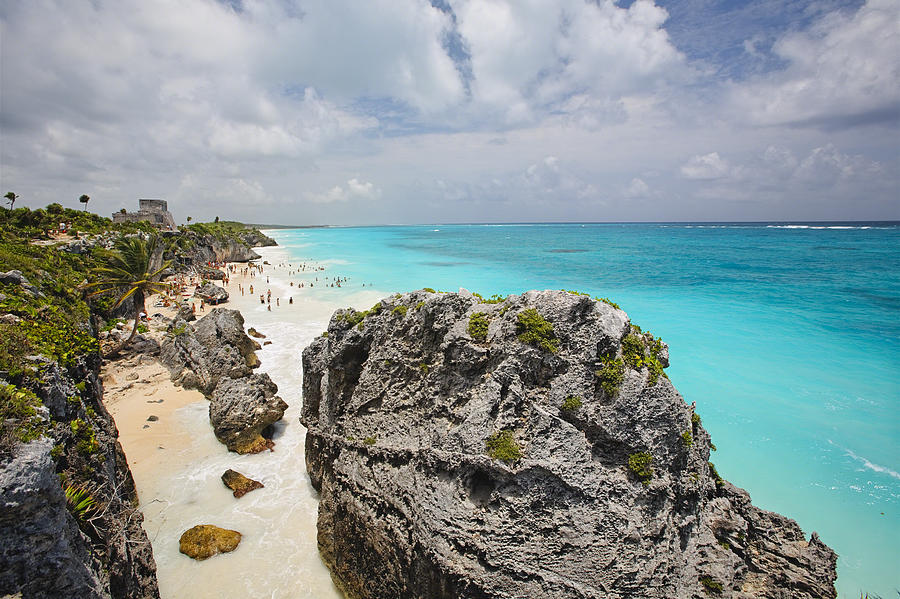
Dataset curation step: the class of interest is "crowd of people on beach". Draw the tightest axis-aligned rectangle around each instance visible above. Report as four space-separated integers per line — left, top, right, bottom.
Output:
213 259 372 312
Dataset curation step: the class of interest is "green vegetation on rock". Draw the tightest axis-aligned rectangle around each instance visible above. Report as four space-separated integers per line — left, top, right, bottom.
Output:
516 308 558 353
561 395 583 413
596 358 625 396
708 462 724 487
337 301 383 330
699 575 724 595
486 430 522 463
70 418 99 455
627 452 654 485
0 384 45 456
467 312 490 342
681 430 694 448
392 305 408 317
64 484 97 521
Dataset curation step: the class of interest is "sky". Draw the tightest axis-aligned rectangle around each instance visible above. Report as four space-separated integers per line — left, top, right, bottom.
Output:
1 0 898 225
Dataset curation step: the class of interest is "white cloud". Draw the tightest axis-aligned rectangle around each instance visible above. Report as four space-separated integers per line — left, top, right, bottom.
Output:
450 0 685 124
730 0 900 128
624 177 651 198
307 179 382 204
680 152 733 180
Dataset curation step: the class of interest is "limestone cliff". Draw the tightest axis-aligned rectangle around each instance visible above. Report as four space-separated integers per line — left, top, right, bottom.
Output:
0 356 159 599
302 290 837 599
160 308 287 453
169 226 276 266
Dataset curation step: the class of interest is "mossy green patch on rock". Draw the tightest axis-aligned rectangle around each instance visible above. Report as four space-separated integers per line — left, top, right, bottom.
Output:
485 430 522 464
179 524 242 560
596 358 625 396
560 395 583 413
467 312 490 342
627 452 654 485
516 308 558 353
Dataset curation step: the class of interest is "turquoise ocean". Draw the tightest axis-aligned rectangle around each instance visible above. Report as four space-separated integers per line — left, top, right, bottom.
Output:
266 222 899 597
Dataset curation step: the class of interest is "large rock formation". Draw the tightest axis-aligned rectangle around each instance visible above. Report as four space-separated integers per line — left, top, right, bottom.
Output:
167 227 276 266
161 308 287 453
0 359 159 599
302 290 837 599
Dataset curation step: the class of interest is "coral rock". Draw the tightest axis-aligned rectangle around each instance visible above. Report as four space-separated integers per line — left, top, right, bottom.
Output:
178 525 241 561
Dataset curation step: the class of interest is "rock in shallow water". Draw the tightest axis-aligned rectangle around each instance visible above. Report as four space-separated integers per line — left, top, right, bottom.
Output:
178 525 241 560
301 289 838 599
221 469 264 498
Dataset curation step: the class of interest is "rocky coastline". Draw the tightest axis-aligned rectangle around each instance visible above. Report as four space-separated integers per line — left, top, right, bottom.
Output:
160 307 288 454
302 289 838 599
0 221 277 598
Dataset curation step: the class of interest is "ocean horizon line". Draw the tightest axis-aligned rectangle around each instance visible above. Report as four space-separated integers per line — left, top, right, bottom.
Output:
256 219 900 230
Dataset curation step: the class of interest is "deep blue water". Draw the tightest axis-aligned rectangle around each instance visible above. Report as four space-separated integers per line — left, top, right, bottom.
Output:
268 222 900 597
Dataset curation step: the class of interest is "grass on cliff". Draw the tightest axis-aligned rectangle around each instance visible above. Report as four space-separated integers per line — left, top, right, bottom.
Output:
627 452 654 485
516 308 558 353
486 430 522 463
467 312 490 342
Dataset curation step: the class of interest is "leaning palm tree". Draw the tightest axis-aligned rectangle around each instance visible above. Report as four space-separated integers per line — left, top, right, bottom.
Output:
79 194 90 211
82 234 171 356
4 191 18 210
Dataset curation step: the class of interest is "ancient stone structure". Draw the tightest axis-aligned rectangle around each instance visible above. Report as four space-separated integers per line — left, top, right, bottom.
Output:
112 199 176 230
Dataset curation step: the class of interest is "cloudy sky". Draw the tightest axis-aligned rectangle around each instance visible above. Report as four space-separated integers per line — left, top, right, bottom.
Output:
1 0 897 225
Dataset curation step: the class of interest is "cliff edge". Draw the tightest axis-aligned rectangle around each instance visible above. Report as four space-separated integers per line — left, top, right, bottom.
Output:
301 289 837 599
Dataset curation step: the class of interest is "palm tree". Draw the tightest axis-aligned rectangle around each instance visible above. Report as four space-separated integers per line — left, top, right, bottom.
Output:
82 234 171 357
4 191 18 210
186 216 192 224
79 194 90 211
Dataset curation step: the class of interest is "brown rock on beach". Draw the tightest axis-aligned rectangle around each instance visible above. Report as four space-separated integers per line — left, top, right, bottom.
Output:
221 469 264 498
178 525 242 560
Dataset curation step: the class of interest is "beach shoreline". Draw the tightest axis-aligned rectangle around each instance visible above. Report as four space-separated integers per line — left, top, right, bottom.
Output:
100 253 378 598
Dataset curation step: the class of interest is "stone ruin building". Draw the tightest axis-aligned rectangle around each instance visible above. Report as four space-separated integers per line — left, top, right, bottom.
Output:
112 199 176 230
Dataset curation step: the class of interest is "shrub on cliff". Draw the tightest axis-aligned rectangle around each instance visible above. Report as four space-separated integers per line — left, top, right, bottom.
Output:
516 308 558 353
596 358 625 396
485 430 522 463
627 452 654 484
467 312 490 342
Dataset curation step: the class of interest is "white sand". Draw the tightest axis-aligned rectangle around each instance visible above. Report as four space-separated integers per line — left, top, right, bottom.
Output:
102 251 383 598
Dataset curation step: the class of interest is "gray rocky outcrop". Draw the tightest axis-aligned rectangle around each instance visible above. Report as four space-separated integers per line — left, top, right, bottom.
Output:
193 281 229 304
301 289 837 599
169 228 276 267
1 359 159 599
211 374 287 453
0 439 104 598
160 308 260 394
160 308 287 453
0 269 44 298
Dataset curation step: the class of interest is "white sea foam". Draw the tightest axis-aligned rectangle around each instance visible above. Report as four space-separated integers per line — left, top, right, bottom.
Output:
830 441 900 481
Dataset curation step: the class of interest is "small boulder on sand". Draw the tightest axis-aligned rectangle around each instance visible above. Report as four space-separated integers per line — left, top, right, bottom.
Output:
179 525 241 560
247 327 266 339
221 469 264 498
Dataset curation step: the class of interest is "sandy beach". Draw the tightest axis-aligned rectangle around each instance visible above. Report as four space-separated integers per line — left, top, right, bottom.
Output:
98 253 380 598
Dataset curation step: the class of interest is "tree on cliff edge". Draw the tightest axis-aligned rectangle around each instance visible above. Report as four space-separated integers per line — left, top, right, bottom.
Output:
82 233 171 357
4 191 17 210
79 194 90 211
